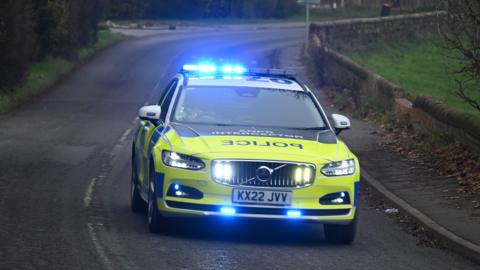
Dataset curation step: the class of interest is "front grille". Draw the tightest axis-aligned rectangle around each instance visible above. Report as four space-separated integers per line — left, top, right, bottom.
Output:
211 160 316 188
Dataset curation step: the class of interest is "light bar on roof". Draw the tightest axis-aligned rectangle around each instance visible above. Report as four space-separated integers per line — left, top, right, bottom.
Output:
221 65 246 74
182 64 244 74
250 68 296 76
181 64 296 77
182 64 217 72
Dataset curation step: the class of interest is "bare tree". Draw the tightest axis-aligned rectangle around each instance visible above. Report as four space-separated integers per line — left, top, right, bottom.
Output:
438 0 480 112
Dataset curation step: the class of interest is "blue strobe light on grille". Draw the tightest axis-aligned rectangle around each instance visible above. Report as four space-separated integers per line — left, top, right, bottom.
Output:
287 210 302 217
220 207 236 215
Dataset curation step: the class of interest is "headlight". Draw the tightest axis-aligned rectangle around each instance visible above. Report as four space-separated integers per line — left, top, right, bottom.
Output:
293 166 314 184
162 151 205 170
212 161 234 183
320 159 355 176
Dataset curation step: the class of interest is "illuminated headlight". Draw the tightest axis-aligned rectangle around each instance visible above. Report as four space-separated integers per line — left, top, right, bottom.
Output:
320 159 356 176
212 161 233 183
162 151 205 170
293 166 314 184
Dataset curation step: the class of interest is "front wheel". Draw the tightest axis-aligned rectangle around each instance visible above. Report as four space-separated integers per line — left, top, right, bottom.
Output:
147 168 165 233
324 218 357 245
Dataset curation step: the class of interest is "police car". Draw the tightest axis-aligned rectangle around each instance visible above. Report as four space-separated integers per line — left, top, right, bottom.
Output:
131 64 360 244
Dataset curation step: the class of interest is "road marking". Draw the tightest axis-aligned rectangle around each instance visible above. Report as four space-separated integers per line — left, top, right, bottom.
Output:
119 128 132 143
144 78 164 105
83 52 180 269
154 81 161 90
84 177 97 208
82 77 161 269
87 222 114 270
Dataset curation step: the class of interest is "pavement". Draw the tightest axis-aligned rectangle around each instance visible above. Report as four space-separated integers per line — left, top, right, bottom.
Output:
0 27 479 270
278 44 480 262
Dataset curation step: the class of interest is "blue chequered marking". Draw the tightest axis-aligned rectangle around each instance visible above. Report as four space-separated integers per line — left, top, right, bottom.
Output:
148 126 170 154
155 172 165 198
354 181 360 207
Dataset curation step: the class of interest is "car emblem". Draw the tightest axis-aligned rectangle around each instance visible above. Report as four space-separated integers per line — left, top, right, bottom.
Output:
256 166 273 182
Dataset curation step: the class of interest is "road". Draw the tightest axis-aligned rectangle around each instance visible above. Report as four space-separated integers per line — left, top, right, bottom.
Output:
0 28 478 270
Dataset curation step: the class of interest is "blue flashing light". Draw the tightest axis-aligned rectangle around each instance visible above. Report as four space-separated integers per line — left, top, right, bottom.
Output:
340 192 346 197
182 64 216 73
221 65 246 74
183 64 246 75
287 210 302 217
233 66 246 73
220 207 236 215
198 65 216 73
174 184 180 190
182 65 198 71
222 66 233 73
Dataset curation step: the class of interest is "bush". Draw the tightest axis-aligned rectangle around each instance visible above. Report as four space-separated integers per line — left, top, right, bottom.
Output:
124 0 300 19
0 0 35 88
0 0 104 88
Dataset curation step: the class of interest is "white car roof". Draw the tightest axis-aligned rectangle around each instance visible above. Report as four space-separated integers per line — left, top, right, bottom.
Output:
186 76 304 91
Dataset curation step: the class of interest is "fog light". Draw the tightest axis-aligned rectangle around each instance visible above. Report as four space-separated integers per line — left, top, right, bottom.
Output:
167 184 203 199
319 192 351 205
220 207 236 215
175 190 187 197
331 197 344 204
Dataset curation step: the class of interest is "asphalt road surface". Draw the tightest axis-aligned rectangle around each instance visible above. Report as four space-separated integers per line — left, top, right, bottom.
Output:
0 28 478 270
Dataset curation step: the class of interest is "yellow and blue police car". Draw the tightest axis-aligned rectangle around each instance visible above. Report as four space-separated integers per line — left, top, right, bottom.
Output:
131 64 360 244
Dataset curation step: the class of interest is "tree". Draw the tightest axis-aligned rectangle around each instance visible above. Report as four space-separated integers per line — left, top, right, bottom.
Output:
0 0 105 88
439 0 480 112
108 0 150 19
0 0 35 88
274 0 300 18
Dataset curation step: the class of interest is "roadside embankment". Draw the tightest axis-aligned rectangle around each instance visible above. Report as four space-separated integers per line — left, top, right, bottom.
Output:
308 11 480 152
307 11 480 263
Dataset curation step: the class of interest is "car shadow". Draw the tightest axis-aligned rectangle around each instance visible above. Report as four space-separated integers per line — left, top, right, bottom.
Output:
155 216 329 246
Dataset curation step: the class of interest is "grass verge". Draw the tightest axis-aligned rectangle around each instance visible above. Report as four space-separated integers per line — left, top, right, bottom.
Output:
342 38 480 118
0 30 126 113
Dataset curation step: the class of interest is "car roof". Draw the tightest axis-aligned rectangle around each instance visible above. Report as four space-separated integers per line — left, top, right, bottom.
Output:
185 75 304 91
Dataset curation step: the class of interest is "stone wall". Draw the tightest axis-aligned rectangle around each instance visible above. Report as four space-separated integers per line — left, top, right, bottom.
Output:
310 11 442 51
340 0 438 9
308 12 480 152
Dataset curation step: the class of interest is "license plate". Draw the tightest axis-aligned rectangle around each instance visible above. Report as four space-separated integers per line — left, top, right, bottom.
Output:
232 189 292 206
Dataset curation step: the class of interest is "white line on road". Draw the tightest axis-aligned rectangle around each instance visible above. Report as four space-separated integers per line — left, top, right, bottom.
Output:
119 128 132 143
88 222 114 270
84 177 97 208
144 79 163 105
83 52 181 270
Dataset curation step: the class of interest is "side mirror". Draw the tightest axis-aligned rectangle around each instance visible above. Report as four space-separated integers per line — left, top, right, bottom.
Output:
139 105 161 124
331 113 351 135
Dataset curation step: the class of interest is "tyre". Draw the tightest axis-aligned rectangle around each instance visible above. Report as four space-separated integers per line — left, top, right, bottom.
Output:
147 166 165 233
131 156 146 213
324 218 357 245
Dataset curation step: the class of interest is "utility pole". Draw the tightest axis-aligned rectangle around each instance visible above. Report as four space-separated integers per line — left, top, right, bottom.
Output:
305 0 310 54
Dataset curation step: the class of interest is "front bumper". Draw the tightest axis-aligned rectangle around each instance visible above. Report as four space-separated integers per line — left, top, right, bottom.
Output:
153 164 360 224
160 199 356 224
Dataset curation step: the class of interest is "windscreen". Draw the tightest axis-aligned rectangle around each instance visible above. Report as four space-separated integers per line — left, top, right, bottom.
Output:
172 86 326 129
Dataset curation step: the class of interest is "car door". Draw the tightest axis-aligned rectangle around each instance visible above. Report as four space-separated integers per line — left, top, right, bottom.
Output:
135 79 179 188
